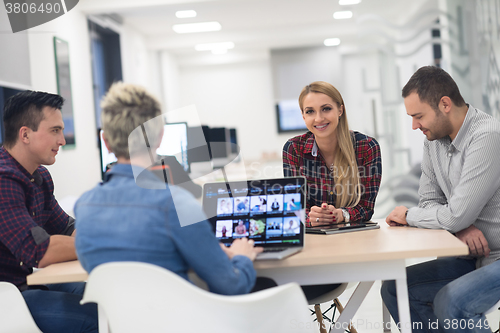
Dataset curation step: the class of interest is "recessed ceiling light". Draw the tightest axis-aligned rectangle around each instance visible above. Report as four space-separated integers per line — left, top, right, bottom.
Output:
324 38 341 46
339 0 361 5
211 49 228 55
195 42 235 51
333 11 353 19
176 10 197 18
173 21 221 33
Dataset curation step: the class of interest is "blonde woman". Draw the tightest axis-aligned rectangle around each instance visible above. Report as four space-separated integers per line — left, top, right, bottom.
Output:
283 81 382 227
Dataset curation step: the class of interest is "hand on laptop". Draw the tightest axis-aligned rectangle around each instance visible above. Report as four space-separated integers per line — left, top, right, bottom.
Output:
220 238 263 261
309 203 342 226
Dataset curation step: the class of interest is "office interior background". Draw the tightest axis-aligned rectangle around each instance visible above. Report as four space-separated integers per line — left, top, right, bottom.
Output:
0 0 499 219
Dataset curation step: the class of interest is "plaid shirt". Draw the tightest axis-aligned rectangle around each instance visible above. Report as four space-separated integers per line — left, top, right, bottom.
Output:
0 147 72 288
283 131 382 225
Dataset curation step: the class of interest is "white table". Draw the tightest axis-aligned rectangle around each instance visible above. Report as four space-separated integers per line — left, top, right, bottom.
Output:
28 219 468 333
253 219 468 333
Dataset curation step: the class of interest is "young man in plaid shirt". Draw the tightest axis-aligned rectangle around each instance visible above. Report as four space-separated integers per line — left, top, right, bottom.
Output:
0 91 97 332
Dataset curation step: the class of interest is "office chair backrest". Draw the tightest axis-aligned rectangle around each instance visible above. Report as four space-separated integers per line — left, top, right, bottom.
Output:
0 282 42 333
81 261 316 333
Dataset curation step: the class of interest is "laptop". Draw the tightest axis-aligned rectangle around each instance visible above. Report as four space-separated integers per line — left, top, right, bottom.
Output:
202 177 306 260
306 221 379 235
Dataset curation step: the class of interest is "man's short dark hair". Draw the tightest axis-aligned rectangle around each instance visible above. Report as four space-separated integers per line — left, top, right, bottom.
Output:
402 66 466 111
3 91 64 148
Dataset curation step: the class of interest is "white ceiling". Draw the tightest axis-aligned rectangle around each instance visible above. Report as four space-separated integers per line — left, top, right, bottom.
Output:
80 0 435 57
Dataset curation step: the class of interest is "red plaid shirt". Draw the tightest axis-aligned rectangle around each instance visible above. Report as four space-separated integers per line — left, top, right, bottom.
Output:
0 148 72 288
283 131 382 225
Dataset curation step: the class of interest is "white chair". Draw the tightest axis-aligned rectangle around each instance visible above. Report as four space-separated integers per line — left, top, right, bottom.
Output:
0 282 42 333
308 283 358 333
81 261 317 333
486 299 500 331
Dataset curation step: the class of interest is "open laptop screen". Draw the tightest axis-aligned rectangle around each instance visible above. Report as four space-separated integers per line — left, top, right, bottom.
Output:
202 177 306 248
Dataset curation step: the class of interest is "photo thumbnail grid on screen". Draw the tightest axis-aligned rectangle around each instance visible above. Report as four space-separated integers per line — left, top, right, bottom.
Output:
204 178 305 246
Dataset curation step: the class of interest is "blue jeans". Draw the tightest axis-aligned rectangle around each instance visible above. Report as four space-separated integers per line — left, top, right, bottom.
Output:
380 257 477 333
434 259 500 333
22 282 98 333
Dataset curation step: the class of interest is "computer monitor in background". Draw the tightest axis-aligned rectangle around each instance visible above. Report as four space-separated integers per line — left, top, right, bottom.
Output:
229 128 238 154
228 128 241 162
187 125 213 176
99 129 117 177
276 100 307 133
207 127 231 168
187 125 212 163
156 122 189 173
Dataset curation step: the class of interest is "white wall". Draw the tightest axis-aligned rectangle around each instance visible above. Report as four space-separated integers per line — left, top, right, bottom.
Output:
271 46 343 100
121 25 153 90
0 8 31 88
177 59 293 162
25 9 101 205
394 2 441 171
343 0 438 176
160 50 182 112
341 51 379 138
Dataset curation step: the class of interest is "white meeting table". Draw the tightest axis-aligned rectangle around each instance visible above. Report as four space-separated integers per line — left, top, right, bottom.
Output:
253 219 468 333
27 219 468 333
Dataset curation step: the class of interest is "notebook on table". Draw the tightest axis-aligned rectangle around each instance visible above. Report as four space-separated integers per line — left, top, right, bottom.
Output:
202 177 306 260
306 221 379 235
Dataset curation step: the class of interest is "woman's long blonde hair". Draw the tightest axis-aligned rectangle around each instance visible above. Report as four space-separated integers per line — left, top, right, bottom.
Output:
299 81 361 208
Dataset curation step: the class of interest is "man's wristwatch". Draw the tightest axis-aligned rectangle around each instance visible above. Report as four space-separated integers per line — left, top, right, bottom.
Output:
341 209 350 223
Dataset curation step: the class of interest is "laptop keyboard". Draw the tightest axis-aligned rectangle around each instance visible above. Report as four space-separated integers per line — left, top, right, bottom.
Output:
263 248 287 253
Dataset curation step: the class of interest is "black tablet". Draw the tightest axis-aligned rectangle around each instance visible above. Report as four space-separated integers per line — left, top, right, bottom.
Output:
306 221 379 235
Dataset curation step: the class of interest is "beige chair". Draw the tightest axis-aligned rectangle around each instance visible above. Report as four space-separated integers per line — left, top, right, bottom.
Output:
309 283 358 333
0 282 42 333
81 261 317 333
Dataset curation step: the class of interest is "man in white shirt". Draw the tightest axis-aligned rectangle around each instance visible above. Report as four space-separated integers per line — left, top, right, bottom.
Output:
382 66 500 333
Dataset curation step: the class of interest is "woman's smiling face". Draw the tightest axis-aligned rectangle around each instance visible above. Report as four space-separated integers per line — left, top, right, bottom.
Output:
301 92 343 138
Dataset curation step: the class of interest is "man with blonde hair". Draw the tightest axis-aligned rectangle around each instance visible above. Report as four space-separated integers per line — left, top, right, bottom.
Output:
75 82 263 295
